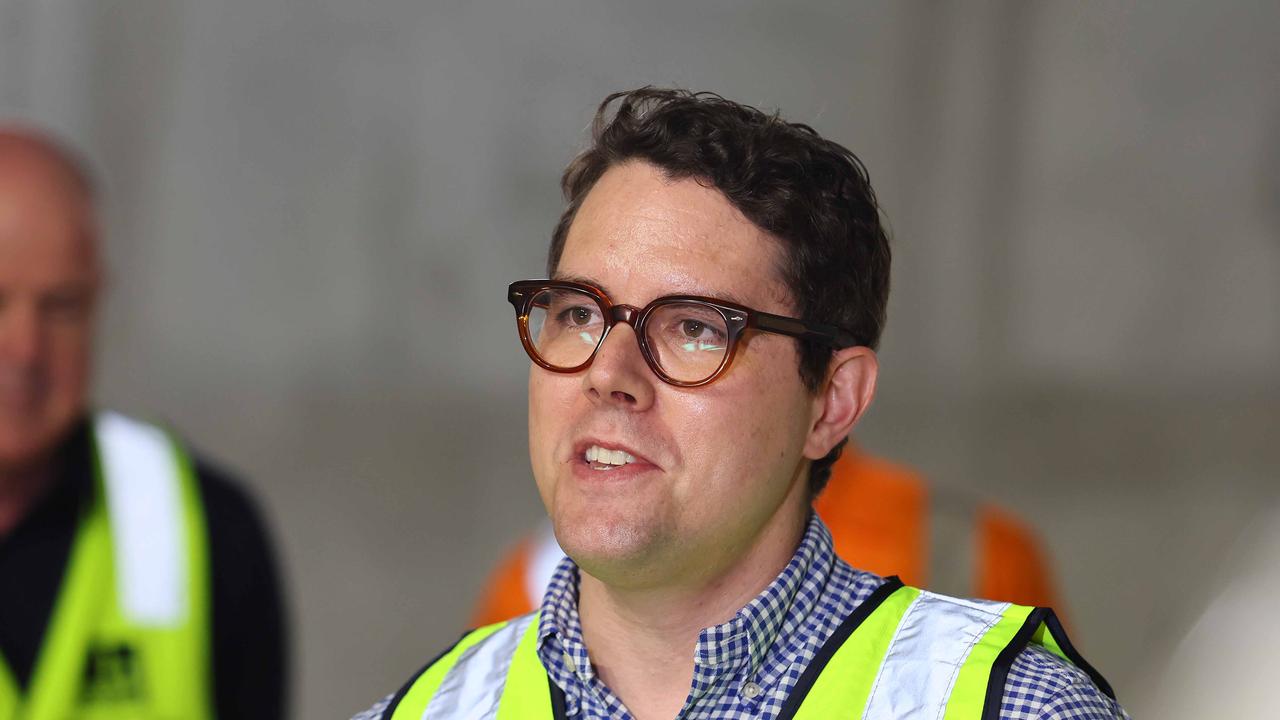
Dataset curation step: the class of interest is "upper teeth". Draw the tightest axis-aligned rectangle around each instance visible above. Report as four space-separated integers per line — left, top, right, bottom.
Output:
586 445 635 466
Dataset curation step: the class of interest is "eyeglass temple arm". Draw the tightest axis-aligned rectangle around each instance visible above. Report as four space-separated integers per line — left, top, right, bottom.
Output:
752 312 858 348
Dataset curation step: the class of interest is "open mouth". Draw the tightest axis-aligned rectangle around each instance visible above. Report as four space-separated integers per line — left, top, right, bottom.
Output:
584 444 637 471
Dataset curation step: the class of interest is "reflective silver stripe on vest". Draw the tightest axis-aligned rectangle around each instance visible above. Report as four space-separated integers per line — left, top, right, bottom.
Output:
862 591 1009 720
927 484 979 598
95 412 187 626
423 613 537 719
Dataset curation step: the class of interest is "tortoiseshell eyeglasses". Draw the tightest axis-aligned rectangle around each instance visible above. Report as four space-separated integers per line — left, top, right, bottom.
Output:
508 279 856 387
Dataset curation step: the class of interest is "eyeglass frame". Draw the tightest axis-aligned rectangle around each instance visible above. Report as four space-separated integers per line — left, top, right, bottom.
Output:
507 279 858 388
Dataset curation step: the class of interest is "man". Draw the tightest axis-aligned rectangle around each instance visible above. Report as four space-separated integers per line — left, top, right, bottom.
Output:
0 128 288 719
356 88 1125 719
471 447 1063 628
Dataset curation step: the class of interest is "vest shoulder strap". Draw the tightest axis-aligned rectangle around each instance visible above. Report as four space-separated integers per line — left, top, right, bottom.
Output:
785 581 1115 720
948 603 1116 720
866 590 1018 720
94 411 193 625
781 577 913 719
17 411 215 720
389 612 555 720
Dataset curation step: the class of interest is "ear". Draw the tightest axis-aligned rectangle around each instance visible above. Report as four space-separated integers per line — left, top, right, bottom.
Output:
803 346 878 460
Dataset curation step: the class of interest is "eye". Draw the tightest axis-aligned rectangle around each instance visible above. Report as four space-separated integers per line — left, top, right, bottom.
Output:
569 307 593 325
679 319 708 338
665 312 727 351
41 290 93 322
548 299 602 330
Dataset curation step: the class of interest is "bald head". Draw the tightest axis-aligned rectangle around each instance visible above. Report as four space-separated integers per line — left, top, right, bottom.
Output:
0 127 101 474
0 127 95 196
0 128 98 259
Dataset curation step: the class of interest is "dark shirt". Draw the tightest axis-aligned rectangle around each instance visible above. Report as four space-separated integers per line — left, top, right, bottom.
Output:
0 417 289 719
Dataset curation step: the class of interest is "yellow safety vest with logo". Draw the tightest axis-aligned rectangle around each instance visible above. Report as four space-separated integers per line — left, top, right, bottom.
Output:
386 578 1115 720
0 412 213 720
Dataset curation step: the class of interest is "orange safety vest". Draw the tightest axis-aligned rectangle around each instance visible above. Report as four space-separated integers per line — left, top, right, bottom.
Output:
473 448 1061 626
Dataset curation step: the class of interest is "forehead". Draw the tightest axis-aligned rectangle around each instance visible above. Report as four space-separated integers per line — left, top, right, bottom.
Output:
0 148 97 279
559 161 792 310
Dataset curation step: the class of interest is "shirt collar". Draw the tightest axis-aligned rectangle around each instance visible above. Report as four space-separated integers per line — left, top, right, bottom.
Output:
536 513 837 702
538 556 589 671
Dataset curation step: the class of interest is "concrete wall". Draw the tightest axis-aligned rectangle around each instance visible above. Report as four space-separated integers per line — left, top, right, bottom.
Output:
3 1 1277 715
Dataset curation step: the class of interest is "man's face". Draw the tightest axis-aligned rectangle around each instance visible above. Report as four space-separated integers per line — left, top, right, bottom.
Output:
528 161 821 588
0 147 99 473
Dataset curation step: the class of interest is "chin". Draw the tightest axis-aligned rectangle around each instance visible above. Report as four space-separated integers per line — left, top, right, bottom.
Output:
553 507 670 579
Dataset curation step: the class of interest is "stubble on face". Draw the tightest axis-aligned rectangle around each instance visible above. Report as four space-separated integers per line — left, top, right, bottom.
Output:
527 161 816 591
528 374 683 585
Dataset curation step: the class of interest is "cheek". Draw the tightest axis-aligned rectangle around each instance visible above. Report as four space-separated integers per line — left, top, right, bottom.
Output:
527 371 575 460
668 361 812 484
682 399 799 466
527 372 550 455
48 323 93 400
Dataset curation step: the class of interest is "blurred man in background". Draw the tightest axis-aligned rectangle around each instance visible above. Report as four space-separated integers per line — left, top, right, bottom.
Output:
0 128 288 719
473 446 1062 627
356 88 1123 719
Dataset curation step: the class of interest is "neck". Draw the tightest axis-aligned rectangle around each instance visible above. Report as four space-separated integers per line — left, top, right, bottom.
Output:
0 453 58 538
577 485 810 720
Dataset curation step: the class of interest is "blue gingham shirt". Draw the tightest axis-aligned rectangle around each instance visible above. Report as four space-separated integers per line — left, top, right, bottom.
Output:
353 514 1127 719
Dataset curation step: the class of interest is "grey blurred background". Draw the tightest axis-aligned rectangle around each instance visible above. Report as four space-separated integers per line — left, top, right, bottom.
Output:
3 1 1277 715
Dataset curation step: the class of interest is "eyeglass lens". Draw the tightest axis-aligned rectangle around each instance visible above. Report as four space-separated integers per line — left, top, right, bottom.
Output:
525 287 731 383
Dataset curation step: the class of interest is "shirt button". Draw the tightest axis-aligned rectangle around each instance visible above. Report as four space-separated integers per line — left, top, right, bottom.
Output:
562 651 576 670
742 681 762 699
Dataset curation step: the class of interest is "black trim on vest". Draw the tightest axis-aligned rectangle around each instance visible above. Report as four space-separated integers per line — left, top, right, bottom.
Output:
774 576 905 720
549 677 569 720
383 630 469 717
1042 611 1116 700
982 607 1048 720
980 608 1118 720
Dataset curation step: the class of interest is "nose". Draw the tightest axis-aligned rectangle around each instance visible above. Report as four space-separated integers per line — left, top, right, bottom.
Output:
582 322 655 411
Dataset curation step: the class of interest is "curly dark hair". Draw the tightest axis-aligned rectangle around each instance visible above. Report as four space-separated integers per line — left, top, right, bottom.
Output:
547 87 891 497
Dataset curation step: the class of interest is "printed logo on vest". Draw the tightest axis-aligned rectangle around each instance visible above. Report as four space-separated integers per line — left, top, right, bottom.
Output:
81 642 145 702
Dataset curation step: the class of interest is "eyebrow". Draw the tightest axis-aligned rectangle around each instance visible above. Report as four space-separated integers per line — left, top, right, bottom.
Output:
551 272 612 298
549 271 757 309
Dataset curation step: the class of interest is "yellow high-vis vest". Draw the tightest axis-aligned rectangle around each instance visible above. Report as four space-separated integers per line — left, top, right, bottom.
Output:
0 412 213 720
387 578 1114 720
